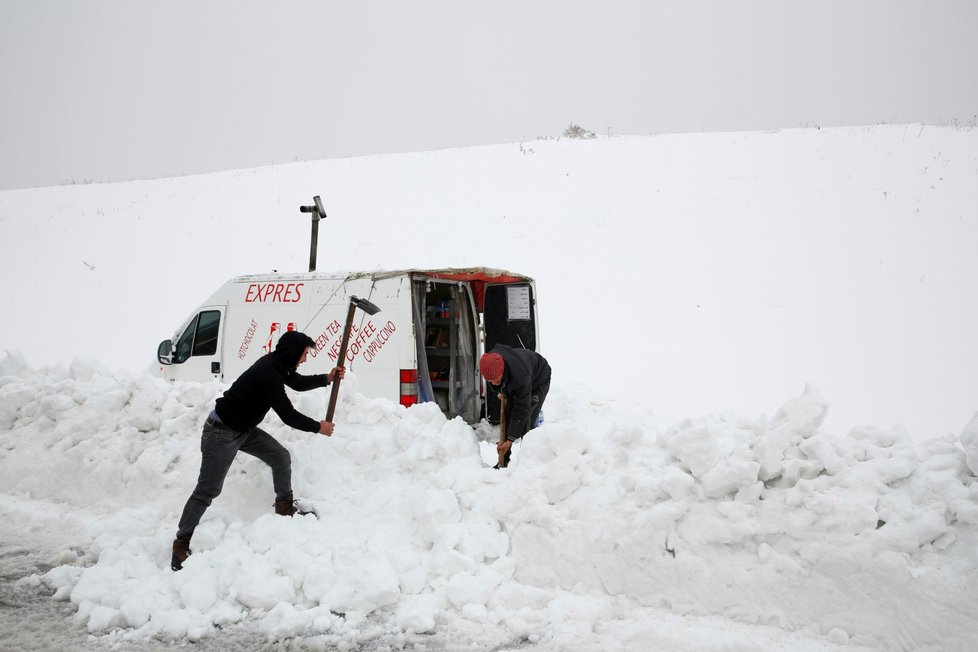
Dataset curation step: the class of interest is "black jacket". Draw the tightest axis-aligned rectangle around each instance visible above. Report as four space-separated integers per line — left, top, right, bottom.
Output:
489 344 551 441
215 331 329 433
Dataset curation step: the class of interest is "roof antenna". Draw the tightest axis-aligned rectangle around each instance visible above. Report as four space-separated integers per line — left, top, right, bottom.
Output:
299 195 327 272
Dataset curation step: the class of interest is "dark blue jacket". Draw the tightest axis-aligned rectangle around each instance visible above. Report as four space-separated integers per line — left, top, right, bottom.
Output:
489 344 551 441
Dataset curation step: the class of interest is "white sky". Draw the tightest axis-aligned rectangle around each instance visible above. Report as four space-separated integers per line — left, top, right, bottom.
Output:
2 0 977 190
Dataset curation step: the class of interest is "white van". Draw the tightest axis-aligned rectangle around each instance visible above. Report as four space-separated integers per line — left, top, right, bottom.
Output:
157 268 539 424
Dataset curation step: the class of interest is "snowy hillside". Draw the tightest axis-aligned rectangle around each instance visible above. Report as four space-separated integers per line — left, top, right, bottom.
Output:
1 125 976 438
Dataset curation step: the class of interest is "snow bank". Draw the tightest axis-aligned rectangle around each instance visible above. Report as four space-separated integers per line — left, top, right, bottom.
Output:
2 355 977 650
960 411 978 477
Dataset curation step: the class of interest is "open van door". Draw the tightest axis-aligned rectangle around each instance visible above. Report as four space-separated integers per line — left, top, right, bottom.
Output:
413 279 481 423
482 281 538 423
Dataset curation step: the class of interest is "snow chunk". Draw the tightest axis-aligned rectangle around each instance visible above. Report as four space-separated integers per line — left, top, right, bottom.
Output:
960 411 978 477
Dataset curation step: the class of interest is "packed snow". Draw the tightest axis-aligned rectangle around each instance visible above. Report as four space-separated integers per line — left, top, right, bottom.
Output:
2 353 977 650
1 125 978 650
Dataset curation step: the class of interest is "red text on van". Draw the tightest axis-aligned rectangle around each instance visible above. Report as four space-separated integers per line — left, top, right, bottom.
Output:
244 283 304 303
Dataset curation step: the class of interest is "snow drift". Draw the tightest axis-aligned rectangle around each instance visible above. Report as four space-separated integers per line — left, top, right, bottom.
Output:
2 352 976 650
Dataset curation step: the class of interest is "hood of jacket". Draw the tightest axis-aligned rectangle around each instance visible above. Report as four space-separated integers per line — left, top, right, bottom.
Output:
272 330 315 370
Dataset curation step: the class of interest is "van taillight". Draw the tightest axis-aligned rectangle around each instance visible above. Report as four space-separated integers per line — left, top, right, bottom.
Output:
399 369 418 407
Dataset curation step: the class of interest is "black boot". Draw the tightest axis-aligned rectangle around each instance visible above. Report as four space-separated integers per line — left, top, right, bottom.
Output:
274 492 316 517
171 536 191 571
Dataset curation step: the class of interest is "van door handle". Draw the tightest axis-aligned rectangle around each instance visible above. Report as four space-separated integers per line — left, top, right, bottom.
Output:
211 362 221 375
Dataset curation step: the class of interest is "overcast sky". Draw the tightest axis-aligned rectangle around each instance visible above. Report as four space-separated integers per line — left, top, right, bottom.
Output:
1 0 976 190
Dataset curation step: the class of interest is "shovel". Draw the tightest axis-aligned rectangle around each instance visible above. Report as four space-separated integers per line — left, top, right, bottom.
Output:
496 393 508 468
325 295 381 421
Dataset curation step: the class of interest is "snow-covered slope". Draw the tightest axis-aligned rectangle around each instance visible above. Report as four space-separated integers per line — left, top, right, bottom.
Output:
1 125 976 438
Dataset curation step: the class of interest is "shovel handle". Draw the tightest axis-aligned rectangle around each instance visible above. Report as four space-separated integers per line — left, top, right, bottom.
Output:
497 393 508 468
325 301 358 422
325 371 342 422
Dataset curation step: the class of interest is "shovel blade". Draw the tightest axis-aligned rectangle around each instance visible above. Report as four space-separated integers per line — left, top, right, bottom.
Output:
351 295 381 315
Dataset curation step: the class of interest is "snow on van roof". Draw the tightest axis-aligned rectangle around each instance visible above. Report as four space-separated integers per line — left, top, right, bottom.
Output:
398 267 533 283
234 267 534 283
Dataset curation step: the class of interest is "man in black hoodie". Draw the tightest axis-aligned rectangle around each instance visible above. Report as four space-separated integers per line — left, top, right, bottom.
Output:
479 344 552 468
171 330 343 571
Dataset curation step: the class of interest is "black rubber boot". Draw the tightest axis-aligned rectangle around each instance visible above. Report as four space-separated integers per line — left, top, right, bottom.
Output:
274 492 315 517
171 536 191 571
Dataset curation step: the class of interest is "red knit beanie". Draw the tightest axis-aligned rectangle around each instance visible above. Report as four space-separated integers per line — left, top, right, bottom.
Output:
479 352 504 380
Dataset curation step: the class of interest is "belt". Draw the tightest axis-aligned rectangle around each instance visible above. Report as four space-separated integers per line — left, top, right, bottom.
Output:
205 410 229 429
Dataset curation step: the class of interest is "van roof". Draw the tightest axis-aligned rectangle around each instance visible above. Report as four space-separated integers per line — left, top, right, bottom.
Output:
235 267 534 284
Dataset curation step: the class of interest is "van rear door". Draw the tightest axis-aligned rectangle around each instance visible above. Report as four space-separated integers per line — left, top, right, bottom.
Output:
483 281 537 352
482 282 538 422
413 279 480 423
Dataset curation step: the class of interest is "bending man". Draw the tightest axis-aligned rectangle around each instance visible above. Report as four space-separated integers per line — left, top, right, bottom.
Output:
479 344 552 468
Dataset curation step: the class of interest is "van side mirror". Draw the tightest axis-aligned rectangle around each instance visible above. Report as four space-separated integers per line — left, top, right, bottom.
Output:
158 339 173 365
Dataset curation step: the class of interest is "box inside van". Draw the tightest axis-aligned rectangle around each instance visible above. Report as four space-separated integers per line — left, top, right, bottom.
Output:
157 268 539 424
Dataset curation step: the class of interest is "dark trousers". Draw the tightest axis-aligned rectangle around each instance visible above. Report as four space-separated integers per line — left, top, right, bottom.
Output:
501 379 551 466
528 379 550 431
176 421 292 539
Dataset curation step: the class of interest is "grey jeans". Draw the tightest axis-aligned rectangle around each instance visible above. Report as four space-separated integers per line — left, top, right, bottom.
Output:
176 420 292 539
